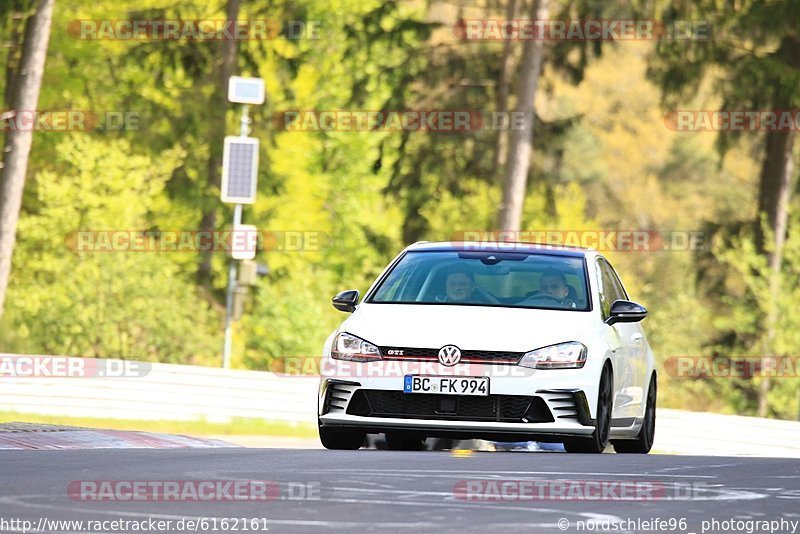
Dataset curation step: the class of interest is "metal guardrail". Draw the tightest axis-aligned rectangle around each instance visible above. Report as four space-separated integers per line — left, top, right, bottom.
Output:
0 355 318 424
654 408 800 458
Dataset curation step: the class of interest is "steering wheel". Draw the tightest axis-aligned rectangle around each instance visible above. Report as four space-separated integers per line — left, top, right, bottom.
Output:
527 294 562 304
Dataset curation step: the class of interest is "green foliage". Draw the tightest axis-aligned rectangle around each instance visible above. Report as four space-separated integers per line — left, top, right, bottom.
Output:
709 220 800 418
1 136 221 364
646 0 800 153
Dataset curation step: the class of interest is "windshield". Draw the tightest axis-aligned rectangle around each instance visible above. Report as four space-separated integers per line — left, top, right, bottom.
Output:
368 250 590 311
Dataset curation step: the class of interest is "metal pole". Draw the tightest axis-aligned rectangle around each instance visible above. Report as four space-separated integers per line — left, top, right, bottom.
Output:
222 203 243 369
222 257 236 368
222 105 251 368
240 105 250 136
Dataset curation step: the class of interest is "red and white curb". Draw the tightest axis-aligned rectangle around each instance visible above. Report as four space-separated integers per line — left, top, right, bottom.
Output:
0 422 237 450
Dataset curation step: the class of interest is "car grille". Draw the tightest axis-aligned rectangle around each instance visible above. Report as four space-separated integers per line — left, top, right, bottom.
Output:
379 346 523 364
346 390 554 423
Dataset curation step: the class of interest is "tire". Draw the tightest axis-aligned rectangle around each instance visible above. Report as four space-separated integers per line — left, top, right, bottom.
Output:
385 431 426 451
564 364 613 454
319 423 365 450
613 375 656 454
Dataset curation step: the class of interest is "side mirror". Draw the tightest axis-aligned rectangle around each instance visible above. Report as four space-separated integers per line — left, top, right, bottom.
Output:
332 290 360 313
606 300 647 325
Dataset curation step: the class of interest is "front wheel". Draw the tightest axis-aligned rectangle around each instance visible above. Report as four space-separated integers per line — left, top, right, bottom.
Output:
613 375 656 454
319 422 365 450
564 364 613 454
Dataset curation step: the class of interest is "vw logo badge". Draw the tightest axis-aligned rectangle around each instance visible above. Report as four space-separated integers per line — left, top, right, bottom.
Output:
438 345 462 366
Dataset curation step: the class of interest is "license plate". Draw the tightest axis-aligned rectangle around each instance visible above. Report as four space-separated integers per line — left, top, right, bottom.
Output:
403 375 489 396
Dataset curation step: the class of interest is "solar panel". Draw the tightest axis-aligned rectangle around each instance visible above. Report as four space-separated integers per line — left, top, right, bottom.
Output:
221 136 259 204
228 76 265 105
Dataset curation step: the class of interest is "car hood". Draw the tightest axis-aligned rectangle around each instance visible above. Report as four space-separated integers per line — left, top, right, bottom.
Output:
339 302 598 352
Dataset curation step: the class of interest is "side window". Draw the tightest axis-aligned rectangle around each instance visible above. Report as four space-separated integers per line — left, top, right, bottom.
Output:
596 259 626 319
595 260 610 318
605 262 629 301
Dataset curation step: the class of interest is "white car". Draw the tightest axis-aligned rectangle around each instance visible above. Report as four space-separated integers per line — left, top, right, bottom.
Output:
318 241 657 453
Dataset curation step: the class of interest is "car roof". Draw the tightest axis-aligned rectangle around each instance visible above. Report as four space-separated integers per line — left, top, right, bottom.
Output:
406 241 593 258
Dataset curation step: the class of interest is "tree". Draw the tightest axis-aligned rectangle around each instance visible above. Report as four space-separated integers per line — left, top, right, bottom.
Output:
497 0 550 232
1 0 33 109
494 0 620 231
647 1 800 416
4 135 221 362
0 0 54 321
197 0 240 285
493 0 518 172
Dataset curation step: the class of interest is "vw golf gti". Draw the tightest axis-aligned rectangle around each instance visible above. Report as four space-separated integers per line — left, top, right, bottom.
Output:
318 241 656 453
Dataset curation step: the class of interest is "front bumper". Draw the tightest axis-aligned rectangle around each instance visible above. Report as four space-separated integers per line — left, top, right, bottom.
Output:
319 414 594 442
318 362 600 440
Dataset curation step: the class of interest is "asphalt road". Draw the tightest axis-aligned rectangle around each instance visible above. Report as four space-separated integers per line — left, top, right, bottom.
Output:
1 449 799 533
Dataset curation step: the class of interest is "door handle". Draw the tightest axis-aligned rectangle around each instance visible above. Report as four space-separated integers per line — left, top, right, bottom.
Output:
631 333 643 343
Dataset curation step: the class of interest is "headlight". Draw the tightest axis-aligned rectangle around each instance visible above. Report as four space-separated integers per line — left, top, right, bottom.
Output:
518 341 587 369
330 332 382 362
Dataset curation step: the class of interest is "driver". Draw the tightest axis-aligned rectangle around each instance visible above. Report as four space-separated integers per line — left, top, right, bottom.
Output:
530 269 576 308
